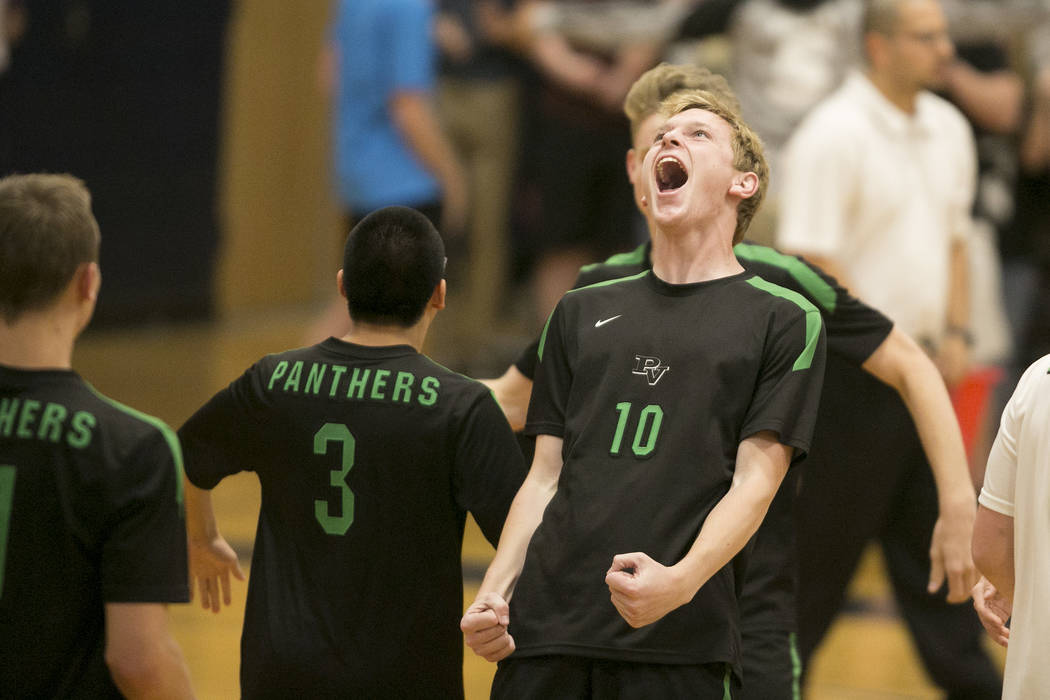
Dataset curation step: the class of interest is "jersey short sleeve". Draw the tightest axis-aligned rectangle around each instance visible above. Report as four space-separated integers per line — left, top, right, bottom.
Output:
740 280 827 459
101 427 190 602
179 362 270 489
735 243 893 365
977 358 1038 517
524 302 574 438
452 391 527 545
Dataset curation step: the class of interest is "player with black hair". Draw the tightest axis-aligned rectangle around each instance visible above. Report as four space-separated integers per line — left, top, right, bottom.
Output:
0 173 195 698
179 205 527 698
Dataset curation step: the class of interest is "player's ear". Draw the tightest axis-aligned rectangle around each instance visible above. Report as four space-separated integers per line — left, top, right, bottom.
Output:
430 279 446 311
337 269 346 299
625 148 638 183
76 262 101 303
729 172 759 200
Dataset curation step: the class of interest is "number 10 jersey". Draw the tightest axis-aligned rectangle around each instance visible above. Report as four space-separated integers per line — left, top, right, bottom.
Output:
518 270 826 677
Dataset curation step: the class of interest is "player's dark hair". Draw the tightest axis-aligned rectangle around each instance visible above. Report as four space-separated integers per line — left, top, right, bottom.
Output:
342 206 446 327
0 173 101 324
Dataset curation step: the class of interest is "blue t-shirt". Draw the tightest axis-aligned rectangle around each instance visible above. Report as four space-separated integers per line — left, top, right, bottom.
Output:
331 0 440 212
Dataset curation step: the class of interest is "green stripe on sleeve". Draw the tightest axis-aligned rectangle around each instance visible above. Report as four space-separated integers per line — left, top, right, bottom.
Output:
579 243 648 273
86 385 185 507
734 243 837 312
746 276 823 371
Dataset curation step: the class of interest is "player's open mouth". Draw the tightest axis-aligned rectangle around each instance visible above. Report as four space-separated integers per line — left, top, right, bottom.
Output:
656 156 688 192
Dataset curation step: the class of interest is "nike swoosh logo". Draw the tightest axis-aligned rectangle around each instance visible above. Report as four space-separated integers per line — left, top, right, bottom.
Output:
595 315 622 328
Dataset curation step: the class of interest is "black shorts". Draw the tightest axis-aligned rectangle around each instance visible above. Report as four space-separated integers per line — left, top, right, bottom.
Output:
738 629 802 700
491 655 735 699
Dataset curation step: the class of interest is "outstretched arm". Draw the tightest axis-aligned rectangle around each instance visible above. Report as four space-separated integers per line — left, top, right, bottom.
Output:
184 478 244 613
605 430 790 627
862 326 977 601
462 434 563 661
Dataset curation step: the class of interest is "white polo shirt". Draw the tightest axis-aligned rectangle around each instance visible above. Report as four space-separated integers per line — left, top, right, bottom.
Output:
776 71 976 347
979 354 1050 699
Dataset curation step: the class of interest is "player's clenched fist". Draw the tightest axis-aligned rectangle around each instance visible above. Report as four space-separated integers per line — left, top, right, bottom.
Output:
461 592 516 662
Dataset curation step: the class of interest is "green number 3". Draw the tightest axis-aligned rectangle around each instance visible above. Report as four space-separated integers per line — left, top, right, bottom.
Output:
0 465 15 598
313 424 355 535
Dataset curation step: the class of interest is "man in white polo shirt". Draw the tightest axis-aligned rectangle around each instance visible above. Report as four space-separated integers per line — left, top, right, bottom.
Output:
972 353 1050 698
775 0 1002 695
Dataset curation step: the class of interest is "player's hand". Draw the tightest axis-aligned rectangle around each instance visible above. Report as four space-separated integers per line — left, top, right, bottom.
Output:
927 498 978 602
972 577 1011 647
605 552 690 628
188 534 245 613
461 592 515 662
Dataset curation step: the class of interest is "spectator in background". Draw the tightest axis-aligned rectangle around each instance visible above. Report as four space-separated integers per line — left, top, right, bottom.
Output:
484 0 665 331
311 0 468 341
434 0 523 363
775 0 1002 694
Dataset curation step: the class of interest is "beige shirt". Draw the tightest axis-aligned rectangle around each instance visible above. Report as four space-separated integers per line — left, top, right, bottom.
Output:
980 354 1050 699
775 71 976 348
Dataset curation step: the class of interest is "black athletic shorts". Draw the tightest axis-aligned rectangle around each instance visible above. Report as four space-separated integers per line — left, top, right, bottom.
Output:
491 655 735 699
738 629 802 700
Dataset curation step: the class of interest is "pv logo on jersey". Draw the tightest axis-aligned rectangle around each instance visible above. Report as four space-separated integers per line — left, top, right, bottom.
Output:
632 355 670 386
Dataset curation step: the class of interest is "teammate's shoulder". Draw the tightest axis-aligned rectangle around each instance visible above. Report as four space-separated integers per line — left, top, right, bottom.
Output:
80 382 181 456
734 243 838 313
568 269 649 297
576 244 649 286
417 355 490 396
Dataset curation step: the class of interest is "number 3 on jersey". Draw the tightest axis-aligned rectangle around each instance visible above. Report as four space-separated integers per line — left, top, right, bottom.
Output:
610 402 664 457
314 423 355 535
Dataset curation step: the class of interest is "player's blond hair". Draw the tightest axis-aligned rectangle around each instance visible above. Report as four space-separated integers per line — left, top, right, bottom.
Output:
623 63 741 140
660 90 769 244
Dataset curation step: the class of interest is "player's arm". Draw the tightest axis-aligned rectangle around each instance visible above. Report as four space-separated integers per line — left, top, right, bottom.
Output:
461 433 563 661
936 236 971 388
972 505 1014 603
605 430 791 628
104 603 196 699
184 478 244 613
862 326 978 601
479 364 533 432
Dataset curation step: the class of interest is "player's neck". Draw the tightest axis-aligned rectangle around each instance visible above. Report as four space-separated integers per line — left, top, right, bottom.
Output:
648 221 743 284
341 321 426 352
0 312 76 370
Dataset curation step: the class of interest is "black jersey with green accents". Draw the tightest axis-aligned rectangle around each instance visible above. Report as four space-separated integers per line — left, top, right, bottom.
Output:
514 242 892 635
0 365 188 698
178 338 526 699
516 270 826 674
515 241 892 379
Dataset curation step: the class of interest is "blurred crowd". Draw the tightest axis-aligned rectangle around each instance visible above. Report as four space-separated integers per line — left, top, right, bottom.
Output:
318 0 1050 393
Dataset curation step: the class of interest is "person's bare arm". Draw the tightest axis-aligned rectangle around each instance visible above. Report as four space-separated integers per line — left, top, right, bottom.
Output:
461 434 563 661
184 478 244 613
479 365 534 432
604 430 790 627
972 504 1015 602
104 603 196 699
936 238 971 388
1020 66 1050 172
862 327 978 601
389 91 469 235
943 60 1023 134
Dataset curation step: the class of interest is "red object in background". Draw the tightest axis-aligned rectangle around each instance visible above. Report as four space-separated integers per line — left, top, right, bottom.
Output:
950 366 1004 459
